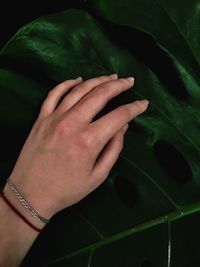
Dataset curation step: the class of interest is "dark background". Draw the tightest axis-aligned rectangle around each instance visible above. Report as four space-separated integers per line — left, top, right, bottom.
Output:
0 0 86 50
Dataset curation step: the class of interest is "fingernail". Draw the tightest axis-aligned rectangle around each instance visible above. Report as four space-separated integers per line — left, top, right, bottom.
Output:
122 124 129 134
75 76 83 80
109 73 118 79
140 99 149 106
127 77 134 84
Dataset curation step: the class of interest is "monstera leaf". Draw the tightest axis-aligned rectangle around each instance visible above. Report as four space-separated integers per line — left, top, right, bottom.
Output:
0 2 200 266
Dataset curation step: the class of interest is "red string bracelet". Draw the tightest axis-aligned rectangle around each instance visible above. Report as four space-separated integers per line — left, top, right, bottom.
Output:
0 190 42 233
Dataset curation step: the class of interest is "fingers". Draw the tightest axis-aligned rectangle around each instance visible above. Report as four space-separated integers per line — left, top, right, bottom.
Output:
68 77 135 124
90 124 129 190
56 74 118 114
38 77 83 119
90 99 149 154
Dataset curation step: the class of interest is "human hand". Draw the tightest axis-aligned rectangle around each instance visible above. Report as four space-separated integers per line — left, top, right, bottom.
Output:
5 74 149 220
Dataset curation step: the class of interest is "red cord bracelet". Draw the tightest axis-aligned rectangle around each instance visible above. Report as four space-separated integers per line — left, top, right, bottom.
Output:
0 190 42 233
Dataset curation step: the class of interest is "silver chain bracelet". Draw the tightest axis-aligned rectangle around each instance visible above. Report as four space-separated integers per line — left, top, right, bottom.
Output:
7 178 49 224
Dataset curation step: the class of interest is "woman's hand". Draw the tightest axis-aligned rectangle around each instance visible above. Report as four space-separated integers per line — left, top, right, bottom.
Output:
5 74 149 221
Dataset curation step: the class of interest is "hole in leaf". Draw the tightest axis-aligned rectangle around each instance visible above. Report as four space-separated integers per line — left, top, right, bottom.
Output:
139 259 152 267
153 139 192 184
114 175 139 207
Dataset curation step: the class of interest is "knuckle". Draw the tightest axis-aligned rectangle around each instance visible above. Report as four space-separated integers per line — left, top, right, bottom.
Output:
81 87 103 102
96 83 114 100
95 84 110 97
94 82 106 91
78 130 94 149
118 105 131 119
55 119 67 133
71 84 81 93
66 109 81 122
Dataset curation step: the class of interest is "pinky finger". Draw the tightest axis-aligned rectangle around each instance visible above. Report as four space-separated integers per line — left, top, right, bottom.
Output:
90 124 129 190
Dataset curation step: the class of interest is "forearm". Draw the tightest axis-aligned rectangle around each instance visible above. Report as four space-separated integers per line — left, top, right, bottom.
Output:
0 182 46 267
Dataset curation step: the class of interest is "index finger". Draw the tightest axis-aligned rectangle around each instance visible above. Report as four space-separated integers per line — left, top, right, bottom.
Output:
89 99 149 152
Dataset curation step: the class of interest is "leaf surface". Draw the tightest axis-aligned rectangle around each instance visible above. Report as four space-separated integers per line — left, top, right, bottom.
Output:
0 5 200 267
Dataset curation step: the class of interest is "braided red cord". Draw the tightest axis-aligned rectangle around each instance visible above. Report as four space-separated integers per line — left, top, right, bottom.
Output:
0 190 42 233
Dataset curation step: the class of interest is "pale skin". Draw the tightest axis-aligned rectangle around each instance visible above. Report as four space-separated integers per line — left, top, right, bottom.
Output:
0 74 149 267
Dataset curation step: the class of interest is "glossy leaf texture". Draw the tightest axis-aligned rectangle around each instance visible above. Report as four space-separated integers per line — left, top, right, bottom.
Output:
0 3 200 267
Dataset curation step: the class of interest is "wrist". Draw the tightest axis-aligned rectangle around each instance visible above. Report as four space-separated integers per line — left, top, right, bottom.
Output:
6 173 58 220
2 181 48 231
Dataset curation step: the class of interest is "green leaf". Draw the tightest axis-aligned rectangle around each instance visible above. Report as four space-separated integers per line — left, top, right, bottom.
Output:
0 4 200 267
